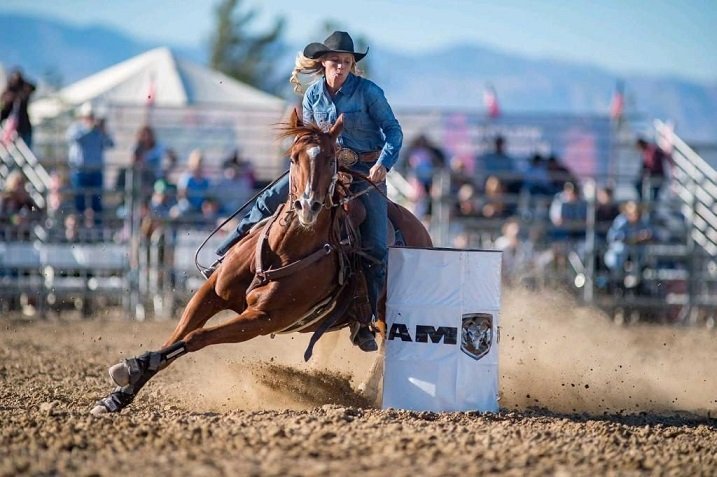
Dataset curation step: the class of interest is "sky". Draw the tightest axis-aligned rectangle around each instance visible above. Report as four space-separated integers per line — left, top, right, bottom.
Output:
2 0 716 83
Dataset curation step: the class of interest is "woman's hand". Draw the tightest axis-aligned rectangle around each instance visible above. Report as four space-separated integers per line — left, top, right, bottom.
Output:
368 163 387 183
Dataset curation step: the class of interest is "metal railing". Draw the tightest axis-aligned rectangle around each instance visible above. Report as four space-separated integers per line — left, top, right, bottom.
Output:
655 120 717 256
0 137 52 208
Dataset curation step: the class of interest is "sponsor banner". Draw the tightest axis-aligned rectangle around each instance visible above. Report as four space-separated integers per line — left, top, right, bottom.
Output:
383 248 501 412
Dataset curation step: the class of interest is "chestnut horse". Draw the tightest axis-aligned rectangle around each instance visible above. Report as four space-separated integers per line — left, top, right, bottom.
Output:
92 111 433 414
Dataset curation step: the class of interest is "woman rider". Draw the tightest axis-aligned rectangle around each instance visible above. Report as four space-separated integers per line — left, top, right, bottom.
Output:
215 31 403 352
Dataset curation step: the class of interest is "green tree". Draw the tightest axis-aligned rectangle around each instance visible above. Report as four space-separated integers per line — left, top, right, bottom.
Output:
209 0 285 93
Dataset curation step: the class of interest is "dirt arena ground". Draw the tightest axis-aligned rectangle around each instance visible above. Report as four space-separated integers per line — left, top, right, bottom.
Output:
2 288 716 476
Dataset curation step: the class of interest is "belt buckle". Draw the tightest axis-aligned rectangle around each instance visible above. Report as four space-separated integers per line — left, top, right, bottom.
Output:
337 148 358 166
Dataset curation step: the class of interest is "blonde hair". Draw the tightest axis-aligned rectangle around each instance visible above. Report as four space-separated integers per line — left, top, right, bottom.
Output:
289 52 361 95
187 149 203 170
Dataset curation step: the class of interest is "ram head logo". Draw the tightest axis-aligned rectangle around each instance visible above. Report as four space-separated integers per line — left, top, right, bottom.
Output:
461 313 493 360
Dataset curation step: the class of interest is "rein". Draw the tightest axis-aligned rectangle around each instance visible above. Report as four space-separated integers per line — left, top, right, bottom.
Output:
246 202 336 294
194 170 290 277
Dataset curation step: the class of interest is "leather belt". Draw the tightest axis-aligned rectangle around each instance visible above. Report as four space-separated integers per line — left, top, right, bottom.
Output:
337 148 381 166
359 151 381 162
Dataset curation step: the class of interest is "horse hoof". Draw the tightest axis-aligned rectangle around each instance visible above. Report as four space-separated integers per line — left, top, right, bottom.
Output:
109 362 130 387
90 405 108 416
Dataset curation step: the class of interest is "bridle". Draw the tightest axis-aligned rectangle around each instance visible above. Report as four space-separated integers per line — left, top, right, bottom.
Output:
288 133 341 211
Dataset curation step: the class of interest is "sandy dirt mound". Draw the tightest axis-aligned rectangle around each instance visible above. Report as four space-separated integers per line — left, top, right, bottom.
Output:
2 288 716 475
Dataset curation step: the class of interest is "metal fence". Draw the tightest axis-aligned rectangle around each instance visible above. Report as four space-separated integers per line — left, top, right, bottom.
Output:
2 109 716 325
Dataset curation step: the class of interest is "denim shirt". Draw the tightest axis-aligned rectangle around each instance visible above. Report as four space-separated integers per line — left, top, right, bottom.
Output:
302 73 403 171
66 123 114 170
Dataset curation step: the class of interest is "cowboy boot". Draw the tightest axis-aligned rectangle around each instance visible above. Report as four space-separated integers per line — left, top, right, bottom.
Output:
348 273 378 352
350 322 378 352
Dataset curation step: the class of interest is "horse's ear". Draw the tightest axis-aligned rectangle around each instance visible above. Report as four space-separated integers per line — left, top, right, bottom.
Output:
289 108 303 128
329 114 344 140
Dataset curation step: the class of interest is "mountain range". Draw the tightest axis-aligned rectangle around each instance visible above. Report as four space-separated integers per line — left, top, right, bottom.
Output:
2 13 715 141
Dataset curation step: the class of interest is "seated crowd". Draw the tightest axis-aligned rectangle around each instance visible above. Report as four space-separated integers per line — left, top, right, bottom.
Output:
0 124 258 246
1 123 678 299
400 133 680 296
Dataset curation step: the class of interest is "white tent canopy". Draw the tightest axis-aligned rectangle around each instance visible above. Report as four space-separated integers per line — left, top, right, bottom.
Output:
30 47 286 121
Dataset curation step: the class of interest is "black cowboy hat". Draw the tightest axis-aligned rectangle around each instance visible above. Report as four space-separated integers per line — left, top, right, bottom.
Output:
303 31 369 62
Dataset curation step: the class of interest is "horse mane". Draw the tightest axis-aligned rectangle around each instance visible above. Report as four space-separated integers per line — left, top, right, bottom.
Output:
277 121 325 143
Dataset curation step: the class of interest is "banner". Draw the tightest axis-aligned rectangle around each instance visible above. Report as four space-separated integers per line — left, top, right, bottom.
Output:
383 247 501 412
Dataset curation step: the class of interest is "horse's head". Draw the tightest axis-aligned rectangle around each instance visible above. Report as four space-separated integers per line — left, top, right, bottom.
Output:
284 110 344 227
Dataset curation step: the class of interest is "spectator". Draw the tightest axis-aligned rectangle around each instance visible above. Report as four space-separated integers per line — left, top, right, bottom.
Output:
595 186 621 240
1 69 36 147
494 217 531 283
132 125 165 183
449 157 473 196
549 181 587 241
475 136 521 194
160 148 180 184
60 213 81 243
635 137 670 201
66 102 114 218
604 200 654 273
114 126 162 214
200 197 221 225
140 180 178 250
454 183 480 218
213 156 255 215
522 153 552 197
175 149 210 216
404 134 446 218
546 154 576 195
0 170 40 239
149 179 177 220
45 169 73 230
479 175 513 219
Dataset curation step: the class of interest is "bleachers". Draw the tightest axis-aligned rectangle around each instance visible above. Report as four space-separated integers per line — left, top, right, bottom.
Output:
0 241 129 315
0 242 44 311
42 243 129 308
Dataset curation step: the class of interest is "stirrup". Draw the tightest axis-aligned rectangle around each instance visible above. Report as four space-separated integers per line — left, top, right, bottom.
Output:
201 258 223 280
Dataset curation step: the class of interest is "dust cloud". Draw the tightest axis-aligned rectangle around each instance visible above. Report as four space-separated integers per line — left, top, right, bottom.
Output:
500 287 717 415
156 288 716 416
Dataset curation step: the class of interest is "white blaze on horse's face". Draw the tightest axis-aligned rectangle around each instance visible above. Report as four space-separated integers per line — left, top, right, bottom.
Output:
296 144 324 227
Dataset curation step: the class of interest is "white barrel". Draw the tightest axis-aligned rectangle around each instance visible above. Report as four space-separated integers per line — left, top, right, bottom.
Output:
383 247 501 412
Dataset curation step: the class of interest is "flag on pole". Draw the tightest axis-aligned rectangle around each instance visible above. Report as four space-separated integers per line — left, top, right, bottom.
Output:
144 73 157 126
0 100 19 145
610 80 625 121
146 74 157 107
483 84 500 119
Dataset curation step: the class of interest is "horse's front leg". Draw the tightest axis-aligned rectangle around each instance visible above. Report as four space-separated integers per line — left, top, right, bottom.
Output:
91 277 233 415
91 340 190 415
162 273 233 347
